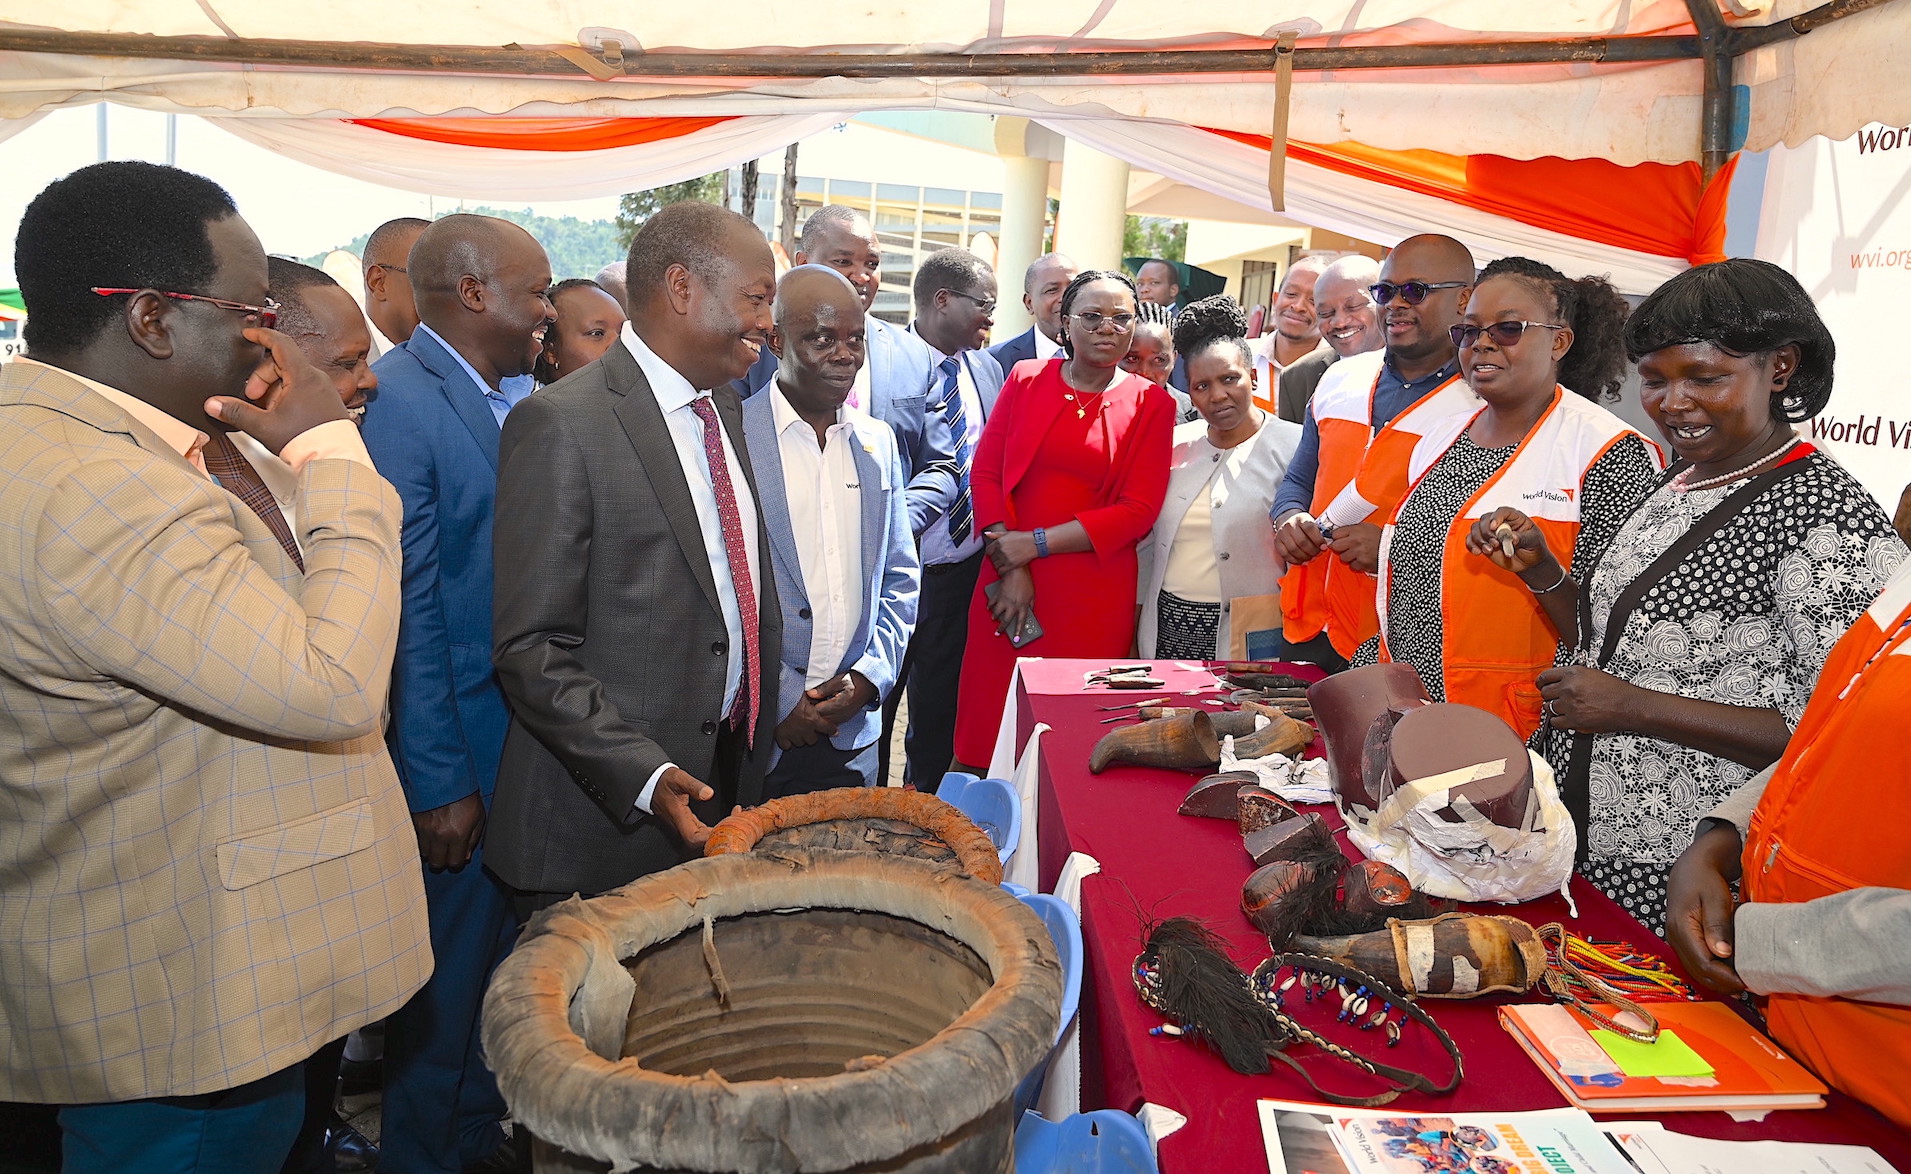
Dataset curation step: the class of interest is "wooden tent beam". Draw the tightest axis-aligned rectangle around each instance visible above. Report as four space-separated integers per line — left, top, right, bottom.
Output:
0 27 1702 79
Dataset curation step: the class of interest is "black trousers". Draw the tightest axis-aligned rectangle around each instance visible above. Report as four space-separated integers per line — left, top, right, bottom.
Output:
879 550 983 793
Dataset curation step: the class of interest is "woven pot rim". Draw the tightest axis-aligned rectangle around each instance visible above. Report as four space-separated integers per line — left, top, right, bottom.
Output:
481 848 1059 1173
703 786 1005 885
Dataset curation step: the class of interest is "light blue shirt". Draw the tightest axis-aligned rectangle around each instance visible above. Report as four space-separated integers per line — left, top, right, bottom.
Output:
910 325 986 568
619 323 762 812
412 322 536 427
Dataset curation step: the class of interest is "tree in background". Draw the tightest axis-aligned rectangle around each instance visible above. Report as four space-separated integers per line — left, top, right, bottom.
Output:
615 173 726 244
308 205 626 281
1124 215 1187 263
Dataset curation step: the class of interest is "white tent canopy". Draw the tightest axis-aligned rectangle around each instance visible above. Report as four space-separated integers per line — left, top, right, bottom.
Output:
4 1 1908 166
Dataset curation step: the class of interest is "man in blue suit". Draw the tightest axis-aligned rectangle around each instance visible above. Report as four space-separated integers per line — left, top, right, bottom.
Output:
888 247 1008 791
987 252 1076 373
743 265 919 795
359 214 552 1174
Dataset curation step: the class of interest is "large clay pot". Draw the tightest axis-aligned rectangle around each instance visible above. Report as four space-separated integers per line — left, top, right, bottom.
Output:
482 849 1060 1174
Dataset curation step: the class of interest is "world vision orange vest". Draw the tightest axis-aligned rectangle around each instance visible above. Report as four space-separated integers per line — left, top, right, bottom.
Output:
1280 352 1471 658
1377 388 1658 740
1742 561 1911 1130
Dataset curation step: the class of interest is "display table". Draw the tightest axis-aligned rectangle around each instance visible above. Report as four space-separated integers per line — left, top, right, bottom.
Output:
1006 658 1911 1172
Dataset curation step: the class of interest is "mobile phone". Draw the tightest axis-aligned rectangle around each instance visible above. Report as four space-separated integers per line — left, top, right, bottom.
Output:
984 581 1044 648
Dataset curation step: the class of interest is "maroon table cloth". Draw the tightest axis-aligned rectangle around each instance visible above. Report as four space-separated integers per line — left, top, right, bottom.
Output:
1014 659 1911 1173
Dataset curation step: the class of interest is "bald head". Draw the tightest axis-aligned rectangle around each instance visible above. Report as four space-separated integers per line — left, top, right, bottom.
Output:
1384 234 1476 285
1313 255 1384 359
410 214 544 303
362 216 428 343
407 213 554 386
775 264 863 331
1378 234 1475 372
773 264 866 417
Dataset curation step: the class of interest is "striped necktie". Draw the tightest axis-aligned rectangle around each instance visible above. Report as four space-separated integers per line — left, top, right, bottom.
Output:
688 395 759 747
202 431 304 572
936 356 974 545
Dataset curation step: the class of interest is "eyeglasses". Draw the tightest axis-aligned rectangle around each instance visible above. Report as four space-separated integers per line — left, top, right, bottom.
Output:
91 287 280 330
939 288 997 315
369 263 408 274
1449 320 1568 348
1069 311 1137 334
1369 280 1468 306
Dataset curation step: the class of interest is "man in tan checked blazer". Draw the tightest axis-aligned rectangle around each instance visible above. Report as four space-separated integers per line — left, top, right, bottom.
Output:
0 163 431 1173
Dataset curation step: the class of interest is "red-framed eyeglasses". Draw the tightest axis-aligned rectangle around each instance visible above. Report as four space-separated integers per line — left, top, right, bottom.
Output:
90 287 280 330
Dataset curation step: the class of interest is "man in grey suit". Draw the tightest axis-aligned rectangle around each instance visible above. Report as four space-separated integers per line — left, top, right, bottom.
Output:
987 252 1076 372
744 267 918 796
488 202 782 907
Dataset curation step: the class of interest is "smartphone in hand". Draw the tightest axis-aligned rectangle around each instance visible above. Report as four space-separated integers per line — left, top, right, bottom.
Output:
983 581 1044 648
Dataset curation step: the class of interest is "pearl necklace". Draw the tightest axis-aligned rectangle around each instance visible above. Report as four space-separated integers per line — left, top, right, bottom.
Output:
1671 435 1802 493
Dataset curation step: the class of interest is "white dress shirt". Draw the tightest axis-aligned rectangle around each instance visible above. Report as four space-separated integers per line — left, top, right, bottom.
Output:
771 388 865 688
228 430 303 548
1033 326 1063 362
911 327 987 568
620 324 762 811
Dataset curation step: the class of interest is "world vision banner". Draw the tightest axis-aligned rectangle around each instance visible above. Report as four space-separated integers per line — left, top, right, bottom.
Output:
1757 124 1911 510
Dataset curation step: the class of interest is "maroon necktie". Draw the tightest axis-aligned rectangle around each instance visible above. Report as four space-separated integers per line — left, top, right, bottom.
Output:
202 430 305 573
688 396 758 747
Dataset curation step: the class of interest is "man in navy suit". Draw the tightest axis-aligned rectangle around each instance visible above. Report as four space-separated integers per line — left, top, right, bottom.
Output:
887 247 1008 790
743 266 919 796
987 252 1076 373
360 214 552 1174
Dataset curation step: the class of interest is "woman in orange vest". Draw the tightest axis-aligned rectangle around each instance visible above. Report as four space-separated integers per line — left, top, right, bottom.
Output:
1364 257 1662 738
1664 556 1911 1130
1475 259 1904 933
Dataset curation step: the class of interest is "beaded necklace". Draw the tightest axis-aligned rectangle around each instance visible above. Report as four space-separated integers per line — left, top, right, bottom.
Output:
1670 434 1802 493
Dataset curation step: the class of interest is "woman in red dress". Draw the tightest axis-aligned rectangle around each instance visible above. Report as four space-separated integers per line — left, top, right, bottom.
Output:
952 270 1177 767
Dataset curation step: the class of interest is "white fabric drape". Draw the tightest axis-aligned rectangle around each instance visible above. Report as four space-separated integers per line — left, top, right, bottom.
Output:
208 113 841 201
1040 118 1691 295
6 2 1907 167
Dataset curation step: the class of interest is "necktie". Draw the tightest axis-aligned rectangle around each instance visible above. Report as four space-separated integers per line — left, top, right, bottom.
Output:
688 396 759 747
936 356 974 545
202 431 305 573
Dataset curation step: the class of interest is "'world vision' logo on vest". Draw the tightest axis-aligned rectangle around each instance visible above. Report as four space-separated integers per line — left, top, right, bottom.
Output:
1522 487 1576 503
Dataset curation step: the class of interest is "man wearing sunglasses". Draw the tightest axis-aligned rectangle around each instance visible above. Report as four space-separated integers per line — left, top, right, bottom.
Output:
1269 234 1478 671
0 161 429 1173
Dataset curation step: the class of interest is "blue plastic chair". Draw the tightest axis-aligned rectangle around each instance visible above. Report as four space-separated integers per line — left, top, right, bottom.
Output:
1010 892 1083 1116
1013 1109 1157 1174
934 770 978 806
946 776 1022 868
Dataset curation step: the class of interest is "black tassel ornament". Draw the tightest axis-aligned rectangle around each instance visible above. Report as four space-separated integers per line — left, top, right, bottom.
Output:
1132 917 1280 1075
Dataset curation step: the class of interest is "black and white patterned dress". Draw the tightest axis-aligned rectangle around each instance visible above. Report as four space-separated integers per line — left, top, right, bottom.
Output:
1355 430 1661 699
1549 450 1906 932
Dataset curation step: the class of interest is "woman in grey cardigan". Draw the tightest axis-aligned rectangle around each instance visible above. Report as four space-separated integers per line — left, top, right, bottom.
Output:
1137 296 1303 659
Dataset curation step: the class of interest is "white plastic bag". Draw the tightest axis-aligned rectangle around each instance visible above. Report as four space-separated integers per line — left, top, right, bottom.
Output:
1341 749 1577 908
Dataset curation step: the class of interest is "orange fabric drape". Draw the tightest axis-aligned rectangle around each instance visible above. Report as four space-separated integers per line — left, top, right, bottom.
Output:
1206 129 1733 265
347 116 734 152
